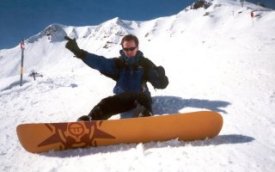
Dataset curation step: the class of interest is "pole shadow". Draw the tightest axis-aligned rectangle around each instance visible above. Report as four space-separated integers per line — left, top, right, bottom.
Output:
0 80 29 92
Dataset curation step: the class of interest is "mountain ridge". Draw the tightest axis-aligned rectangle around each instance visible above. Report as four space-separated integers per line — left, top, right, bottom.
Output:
0 0 274 79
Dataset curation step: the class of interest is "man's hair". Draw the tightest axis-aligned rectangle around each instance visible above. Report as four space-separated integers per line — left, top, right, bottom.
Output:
120 34 139 47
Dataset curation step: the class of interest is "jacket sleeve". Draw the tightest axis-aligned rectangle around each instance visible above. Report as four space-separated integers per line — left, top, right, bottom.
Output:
81 52 118 79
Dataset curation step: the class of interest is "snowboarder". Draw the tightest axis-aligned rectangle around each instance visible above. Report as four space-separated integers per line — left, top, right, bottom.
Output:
65 34 169 121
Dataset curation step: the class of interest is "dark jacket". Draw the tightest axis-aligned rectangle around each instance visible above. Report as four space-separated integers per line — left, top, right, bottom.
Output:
82 50 168 95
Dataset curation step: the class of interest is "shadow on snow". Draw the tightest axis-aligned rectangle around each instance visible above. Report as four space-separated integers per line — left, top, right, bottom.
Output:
152 96 231 114
0 80 29 92
42 134 254 158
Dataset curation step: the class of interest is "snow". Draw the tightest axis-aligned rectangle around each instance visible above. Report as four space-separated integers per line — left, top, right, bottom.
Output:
1 0 275 171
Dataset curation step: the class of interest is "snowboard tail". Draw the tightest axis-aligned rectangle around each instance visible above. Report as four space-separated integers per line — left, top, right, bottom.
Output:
17 111 223 153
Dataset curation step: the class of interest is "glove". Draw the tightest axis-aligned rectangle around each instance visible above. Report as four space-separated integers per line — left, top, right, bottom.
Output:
148 66 169 89
155 66 165 77
64 36 86 59
155 66 169 89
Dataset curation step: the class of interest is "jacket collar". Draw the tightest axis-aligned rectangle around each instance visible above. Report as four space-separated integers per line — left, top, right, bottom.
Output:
119 50 144 65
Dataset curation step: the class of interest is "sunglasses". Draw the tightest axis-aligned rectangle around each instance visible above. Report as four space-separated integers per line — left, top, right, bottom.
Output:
123 47 136 52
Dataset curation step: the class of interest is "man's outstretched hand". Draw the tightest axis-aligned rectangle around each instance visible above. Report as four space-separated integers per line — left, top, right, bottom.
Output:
64 36 86 59
64 36 79 52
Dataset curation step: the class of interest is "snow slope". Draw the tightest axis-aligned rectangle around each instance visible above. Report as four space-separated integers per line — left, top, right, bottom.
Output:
0 0 275 171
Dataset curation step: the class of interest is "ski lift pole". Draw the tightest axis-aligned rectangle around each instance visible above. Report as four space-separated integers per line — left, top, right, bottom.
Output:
240 0 245 7
20 40 25 86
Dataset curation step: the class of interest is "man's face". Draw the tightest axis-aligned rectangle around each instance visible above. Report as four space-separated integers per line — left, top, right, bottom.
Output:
122 40 138 58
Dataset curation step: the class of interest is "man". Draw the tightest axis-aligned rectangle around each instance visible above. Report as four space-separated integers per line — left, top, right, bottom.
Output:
65 34 168 121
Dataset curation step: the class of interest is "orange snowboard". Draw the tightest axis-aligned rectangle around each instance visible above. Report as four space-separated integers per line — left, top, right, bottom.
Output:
16 111 223 153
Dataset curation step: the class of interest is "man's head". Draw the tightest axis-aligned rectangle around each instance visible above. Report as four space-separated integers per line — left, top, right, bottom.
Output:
121 34 139 58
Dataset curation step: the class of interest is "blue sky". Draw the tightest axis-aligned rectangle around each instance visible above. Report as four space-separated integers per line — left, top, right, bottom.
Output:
0 0 193 49
0 0 274 49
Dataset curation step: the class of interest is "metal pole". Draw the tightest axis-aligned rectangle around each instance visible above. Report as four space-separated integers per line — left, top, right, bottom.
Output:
20 40 25 86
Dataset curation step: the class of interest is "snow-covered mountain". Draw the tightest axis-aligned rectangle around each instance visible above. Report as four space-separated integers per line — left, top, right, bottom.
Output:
1 0 275 171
